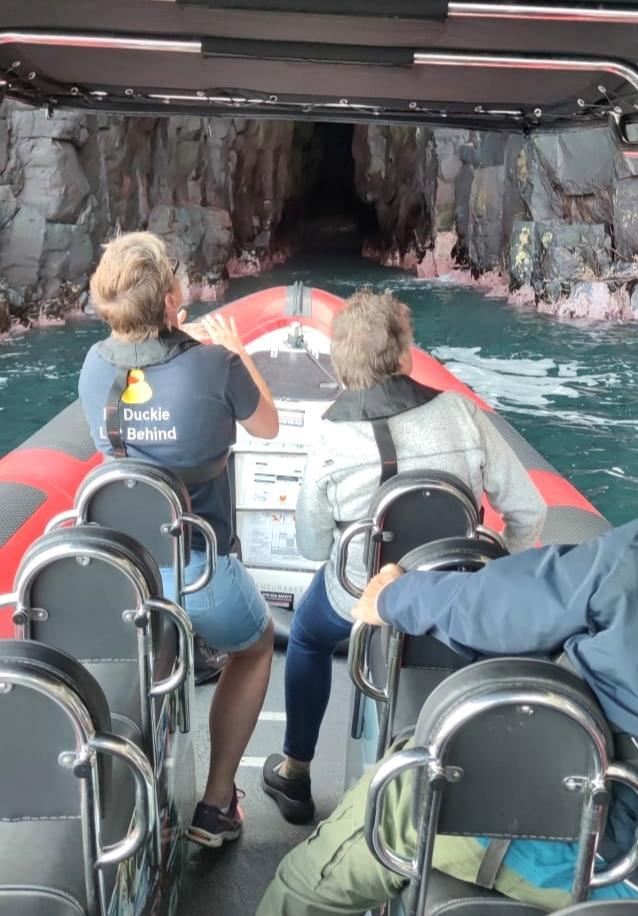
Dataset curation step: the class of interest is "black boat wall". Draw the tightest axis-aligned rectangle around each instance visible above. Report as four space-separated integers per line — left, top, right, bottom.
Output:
1 104 637 330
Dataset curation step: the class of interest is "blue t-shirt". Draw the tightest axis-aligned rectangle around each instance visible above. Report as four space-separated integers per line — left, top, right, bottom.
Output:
78 330 260 555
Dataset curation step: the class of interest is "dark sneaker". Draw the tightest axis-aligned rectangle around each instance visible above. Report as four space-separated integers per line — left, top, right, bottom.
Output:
261 754 315 824
193 635 228 687
186 787 244 848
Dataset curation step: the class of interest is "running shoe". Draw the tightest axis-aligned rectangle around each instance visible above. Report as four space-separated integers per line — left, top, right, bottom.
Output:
186 786 245 848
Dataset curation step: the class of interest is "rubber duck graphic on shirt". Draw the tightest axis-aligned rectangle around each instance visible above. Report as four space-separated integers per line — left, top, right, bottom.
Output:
121 369 153 405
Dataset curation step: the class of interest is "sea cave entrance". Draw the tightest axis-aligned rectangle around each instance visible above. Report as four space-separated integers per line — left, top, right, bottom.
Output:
279 122 379 254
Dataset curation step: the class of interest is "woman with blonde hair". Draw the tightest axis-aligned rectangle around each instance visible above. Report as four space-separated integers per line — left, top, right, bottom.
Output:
79 231 279 847
262 287 545 823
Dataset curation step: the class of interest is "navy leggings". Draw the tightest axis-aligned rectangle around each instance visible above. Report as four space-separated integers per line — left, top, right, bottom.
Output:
283 565 352 763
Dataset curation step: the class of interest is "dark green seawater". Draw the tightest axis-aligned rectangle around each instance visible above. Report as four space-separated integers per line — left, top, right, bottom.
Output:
1 254 637 525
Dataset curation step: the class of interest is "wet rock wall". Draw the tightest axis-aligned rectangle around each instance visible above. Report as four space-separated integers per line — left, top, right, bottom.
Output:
1 100 638 328
353 124 638 319
0 102 318 330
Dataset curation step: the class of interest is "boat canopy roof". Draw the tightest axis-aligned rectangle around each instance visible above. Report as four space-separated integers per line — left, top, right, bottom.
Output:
2 0 638 147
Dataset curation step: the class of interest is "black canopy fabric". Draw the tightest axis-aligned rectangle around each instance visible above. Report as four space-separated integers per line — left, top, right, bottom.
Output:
180 0 448 17
0 0 637 133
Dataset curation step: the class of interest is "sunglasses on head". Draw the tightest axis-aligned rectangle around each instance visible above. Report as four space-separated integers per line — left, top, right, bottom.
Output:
169 257 180 277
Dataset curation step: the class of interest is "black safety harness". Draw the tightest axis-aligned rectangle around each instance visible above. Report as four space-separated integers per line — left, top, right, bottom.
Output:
323 374 441 490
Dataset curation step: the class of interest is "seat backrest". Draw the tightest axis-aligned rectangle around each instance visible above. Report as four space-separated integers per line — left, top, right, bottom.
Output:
13 525 165 662
412 658 613 839
0 640 111 820
367 659 631 914
554 904 638 916
367 470 481 569
75 459 192 569
399 536 509 669
0 640 153 916
359 537 510 758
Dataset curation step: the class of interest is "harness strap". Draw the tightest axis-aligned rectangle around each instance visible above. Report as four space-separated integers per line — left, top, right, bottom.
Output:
475 838 512 889
371 417 398 485
105 366 130 458
174 453 229 485
104 451 229 486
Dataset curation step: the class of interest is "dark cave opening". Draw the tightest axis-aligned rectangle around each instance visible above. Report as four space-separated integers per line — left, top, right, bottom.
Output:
280 122 379 253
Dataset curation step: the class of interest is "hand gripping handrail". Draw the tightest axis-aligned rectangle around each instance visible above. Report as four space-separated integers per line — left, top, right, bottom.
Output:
336 519 372 599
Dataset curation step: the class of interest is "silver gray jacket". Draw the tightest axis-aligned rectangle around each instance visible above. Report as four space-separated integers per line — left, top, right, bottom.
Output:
295 377 546 620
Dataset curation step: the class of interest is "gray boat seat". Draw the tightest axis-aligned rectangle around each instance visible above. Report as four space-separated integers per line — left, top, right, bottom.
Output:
553 905 638 916
51 459 217 613
46 458 216 723
366 659 638 916
368 470 483 564
399 870 548 916
72 459 193 569
0 640 156 916
356 537 508 757
338 470 484 600
9 525 186 764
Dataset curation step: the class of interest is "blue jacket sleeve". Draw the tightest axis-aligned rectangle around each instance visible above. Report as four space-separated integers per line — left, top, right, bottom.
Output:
376 532 621 658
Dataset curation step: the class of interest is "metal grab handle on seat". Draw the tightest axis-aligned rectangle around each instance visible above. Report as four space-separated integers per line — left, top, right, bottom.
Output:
348 620 388 704
90 732 159 867
146 596 194 737
178 513 217 595
0 593 16 610
146 597 193 697
44 508 80 533
474 525 507 551
364 745 429 879
337 519 373 598
590 762 638 887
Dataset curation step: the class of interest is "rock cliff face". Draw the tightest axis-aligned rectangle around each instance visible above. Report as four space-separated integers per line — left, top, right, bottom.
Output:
1 101 637 329
352 124 638 319
0 103 318 330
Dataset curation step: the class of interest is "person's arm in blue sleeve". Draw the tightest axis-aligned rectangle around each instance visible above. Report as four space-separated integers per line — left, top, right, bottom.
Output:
374 533 618 657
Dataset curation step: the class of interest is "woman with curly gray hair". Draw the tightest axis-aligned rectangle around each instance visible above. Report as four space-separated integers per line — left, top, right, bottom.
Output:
262 286 545 823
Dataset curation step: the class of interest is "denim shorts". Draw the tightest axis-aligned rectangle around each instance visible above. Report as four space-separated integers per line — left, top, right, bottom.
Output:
161 552 271 652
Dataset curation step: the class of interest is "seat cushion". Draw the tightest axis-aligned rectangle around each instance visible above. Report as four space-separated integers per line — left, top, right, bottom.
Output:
0 722 137 915
0 887 87 916
0 821 86 913
394 869 549 916
85 660 144 747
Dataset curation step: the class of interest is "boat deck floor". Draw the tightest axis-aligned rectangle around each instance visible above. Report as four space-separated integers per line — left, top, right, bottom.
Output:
178 651 350 916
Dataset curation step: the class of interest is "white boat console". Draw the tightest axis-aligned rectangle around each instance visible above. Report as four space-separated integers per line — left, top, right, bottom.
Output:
232 326 338 621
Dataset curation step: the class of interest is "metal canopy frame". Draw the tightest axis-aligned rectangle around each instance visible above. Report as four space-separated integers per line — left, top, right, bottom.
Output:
1 6 638 145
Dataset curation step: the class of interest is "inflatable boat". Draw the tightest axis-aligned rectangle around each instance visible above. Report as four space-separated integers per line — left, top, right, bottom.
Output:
0 282 610 640
0 284 615 916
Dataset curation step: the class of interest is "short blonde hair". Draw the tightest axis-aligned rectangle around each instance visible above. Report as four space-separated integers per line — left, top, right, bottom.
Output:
330 288 413 389
90 231 174 340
